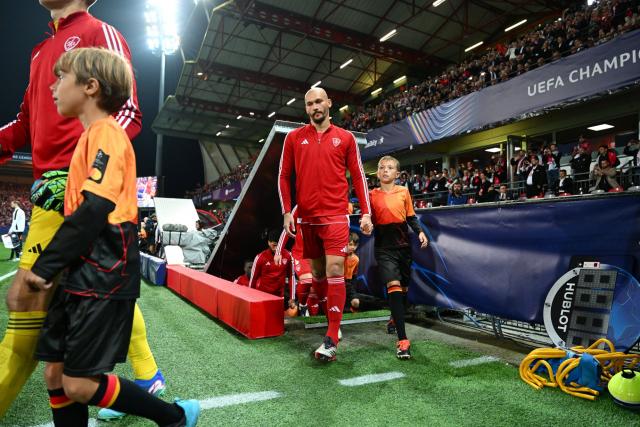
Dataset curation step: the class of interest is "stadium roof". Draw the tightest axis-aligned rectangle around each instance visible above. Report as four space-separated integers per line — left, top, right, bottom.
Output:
153 0 568 145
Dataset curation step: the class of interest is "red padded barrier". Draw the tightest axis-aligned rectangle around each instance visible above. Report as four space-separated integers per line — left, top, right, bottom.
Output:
194 282 218 317
165 265 284 339
166 266 181 293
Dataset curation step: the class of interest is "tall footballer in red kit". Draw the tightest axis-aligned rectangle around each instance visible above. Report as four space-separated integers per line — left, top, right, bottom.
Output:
278 87 372 361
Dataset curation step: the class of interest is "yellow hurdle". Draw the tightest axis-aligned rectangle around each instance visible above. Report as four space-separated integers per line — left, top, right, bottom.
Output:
519 338 640 400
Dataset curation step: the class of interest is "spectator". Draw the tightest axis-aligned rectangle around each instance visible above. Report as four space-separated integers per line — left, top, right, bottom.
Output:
0 182 32 231
8 201 26 261
556 169 575 195
511 150 530 182
542 144 562 189
479 183 497 203
525 155 547 198
410 174 423 195
447 182 468 206
624 138 639 167
597 144 620 168
570 144 592 178
496 183 513 201
570 144 592 194
461 169 472 190
590 158 620 192
476 172 492 199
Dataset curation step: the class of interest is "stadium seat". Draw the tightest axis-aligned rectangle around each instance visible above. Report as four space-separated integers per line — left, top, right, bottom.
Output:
166 265 284 339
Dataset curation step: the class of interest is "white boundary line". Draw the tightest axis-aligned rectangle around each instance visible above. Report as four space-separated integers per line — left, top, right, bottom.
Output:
0 270 17 282
339 371 406 387
26 391 284 426
305 316 390 329
200 391 283 409
449 356 499 368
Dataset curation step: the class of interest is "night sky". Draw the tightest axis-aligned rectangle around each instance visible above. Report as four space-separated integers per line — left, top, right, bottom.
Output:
0 0 204 197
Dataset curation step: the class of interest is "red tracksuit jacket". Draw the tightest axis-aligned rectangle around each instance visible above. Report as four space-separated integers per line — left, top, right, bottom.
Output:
278 123 370 222
0 11 141 179
249 248 293 297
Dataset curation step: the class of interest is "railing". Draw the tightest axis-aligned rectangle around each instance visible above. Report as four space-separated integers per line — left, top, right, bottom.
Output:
425 307 640 355
404 167 640 209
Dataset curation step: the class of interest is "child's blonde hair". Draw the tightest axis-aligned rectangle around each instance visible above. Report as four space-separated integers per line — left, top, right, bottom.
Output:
378 155 400 170
54 47 132 114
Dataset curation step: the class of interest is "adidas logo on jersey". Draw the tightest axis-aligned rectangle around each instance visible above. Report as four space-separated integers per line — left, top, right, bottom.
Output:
329 306 341 312
265 262 271 266
27 243 43 255
301 139 309 145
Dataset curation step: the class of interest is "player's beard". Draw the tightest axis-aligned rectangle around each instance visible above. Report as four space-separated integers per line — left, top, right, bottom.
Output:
310 109 327 124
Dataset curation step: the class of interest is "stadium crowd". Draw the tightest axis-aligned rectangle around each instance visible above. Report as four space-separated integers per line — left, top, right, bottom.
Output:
185 156 256 199
362 137 640 208
342 0 640 132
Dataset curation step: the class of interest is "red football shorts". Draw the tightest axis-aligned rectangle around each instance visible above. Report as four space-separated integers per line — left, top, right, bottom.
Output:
300 222 349 259
293 257 312 277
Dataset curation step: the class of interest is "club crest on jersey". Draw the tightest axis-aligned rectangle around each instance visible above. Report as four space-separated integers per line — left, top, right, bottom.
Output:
64 36 81 51
332 138 341 147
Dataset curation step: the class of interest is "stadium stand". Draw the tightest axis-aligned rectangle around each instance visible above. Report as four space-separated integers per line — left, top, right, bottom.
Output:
343 1 640 132
185 157 256 199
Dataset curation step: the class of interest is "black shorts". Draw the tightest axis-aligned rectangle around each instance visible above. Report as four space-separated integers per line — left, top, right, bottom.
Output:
374 246 412 287
35 286 135 377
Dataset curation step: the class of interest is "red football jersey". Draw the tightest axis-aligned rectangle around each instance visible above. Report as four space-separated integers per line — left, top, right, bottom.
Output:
249 248 293 297
233 275 250 287
0 11 141 179
278 123 370 223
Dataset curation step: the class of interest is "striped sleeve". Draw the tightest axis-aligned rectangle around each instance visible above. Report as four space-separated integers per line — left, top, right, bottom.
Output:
275 205 297 256
278 132 294 214
346 131 371 216
97 22 142 141
0 85 31 164
249 253 263 289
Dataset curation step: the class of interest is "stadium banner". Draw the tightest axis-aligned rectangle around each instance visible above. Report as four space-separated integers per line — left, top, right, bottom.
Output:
361 120 421 160
362 29 640 160
210 179 246 201
352 193 640 324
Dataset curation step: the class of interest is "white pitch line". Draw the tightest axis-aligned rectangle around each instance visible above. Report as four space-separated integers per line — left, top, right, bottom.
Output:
200 391 283 409
0 270 17 282
449 356 499 368
339 371 406 387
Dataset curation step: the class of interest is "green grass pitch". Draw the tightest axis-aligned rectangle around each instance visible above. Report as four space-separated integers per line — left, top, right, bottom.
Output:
0 246 637 426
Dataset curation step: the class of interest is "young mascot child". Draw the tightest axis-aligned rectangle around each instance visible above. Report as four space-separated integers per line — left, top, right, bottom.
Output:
369 156 429 359
24 47 199 426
